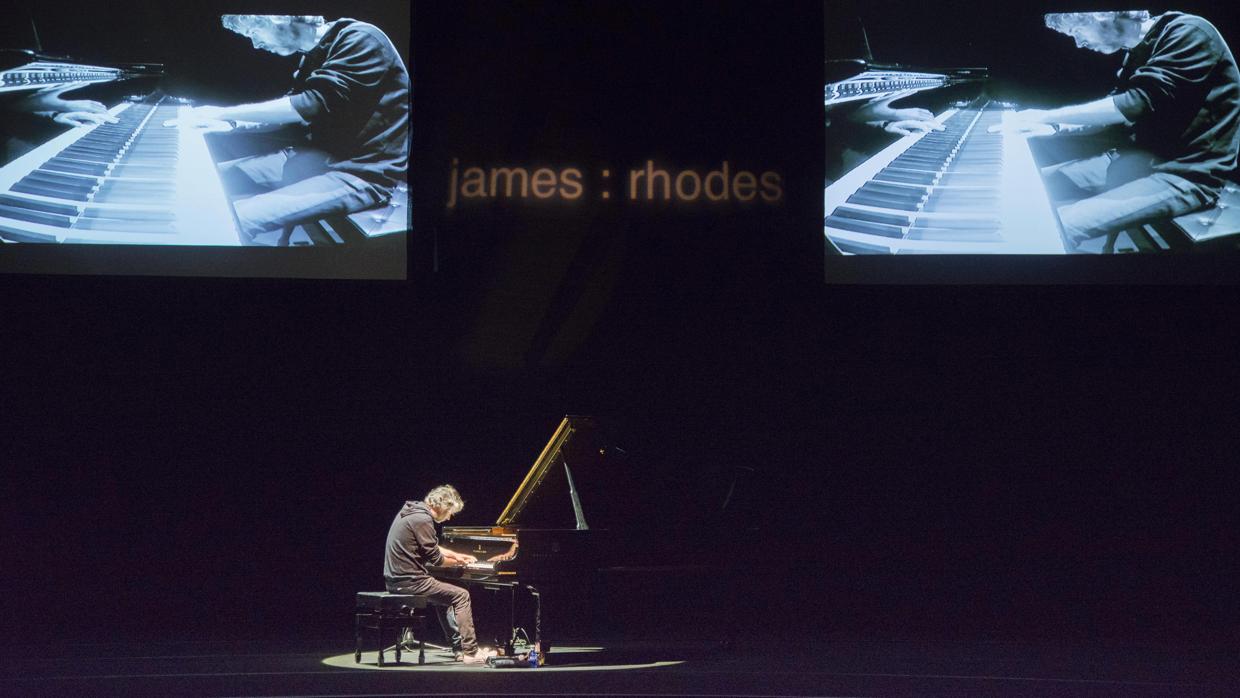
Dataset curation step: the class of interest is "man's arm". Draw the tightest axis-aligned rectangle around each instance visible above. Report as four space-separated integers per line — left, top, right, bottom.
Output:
200 97 307 126
162 96 308 129
989 96 1130 136
1007 96 1132 131
437 546 477 565
1041 96 1132 127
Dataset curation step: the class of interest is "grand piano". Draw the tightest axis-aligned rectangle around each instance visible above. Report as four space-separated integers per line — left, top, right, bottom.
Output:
429 415 606 657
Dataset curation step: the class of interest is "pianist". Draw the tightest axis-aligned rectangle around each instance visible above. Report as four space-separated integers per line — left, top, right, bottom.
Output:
383 485 496 664
163 14 409 242
1000 10 1240 248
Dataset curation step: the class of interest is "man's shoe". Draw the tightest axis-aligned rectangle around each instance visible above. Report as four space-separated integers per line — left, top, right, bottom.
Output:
461 648 497 665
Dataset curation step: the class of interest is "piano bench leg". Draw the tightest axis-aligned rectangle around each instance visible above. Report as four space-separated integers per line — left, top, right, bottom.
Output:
377 617 385 667
354 614 362 663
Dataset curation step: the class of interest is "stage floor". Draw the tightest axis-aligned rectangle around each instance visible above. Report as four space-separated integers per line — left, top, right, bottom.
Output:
1 634 1235 697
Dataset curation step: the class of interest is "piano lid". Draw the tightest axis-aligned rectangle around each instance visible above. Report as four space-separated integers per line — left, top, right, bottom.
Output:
496 415 596 528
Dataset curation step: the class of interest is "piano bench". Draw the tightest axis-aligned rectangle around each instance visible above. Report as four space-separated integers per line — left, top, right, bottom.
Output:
354 591 428 666
275 181 409 246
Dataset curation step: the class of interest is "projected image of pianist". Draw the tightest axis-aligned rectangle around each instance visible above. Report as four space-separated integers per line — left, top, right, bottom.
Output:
162 15 409 245
995 10 1240 251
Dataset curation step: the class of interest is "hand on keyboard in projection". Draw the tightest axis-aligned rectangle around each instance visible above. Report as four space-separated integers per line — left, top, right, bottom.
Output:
53 110 119 127
988 109 1057 136
852 95 944 136
15 82 117 127
883 119 946 136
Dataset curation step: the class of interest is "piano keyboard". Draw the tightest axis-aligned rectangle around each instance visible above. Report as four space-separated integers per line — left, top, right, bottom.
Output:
0 99 240 245
824 104 1065 254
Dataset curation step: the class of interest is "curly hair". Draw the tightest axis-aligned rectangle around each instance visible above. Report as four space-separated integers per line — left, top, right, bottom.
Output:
425 484 464 515
1045 10 1152 35
221 15 326 36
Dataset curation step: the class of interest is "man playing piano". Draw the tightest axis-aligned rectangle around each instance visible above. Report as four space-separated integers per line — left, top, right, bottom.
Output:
383 485 496 664
998 10 1240 249
163 14 408 243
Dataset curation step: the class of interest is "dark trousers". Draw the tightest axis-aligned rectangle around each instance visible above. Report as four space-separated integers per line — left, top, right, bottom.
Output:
1041 148 1215 247
210 132 385 239
387 575 477 654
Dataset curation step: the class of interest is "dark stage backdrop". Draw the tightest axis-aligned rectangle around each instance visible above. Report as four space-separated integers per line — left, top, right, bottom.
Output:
2 0 1238 647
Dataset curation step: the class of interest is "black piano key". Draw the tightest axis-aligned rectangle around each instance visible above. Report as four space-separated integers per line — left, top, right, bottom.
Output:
42 160 109 177
96 185 175 200
912 217 1002 231
830 206 911 227
61 145 121 158
124 145 178 153
874 169 936 185
907 227 1002 242
72 217 176 234
922 201 999 214
21 177 96 196
70 134 127 143
25 169 98 188
81 207 176 222
91 194 173 206
110 163 176 174
824 215 905 238
0 194 80 217
890 160 947 171
861 180 928 197
937 173 995 186
12 182 91 201
49 153 115 166
926 189 1001 199
948 160 1003 169
0 227 59 242
856 188 923 207
0 203 73 228
845 192 919 211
